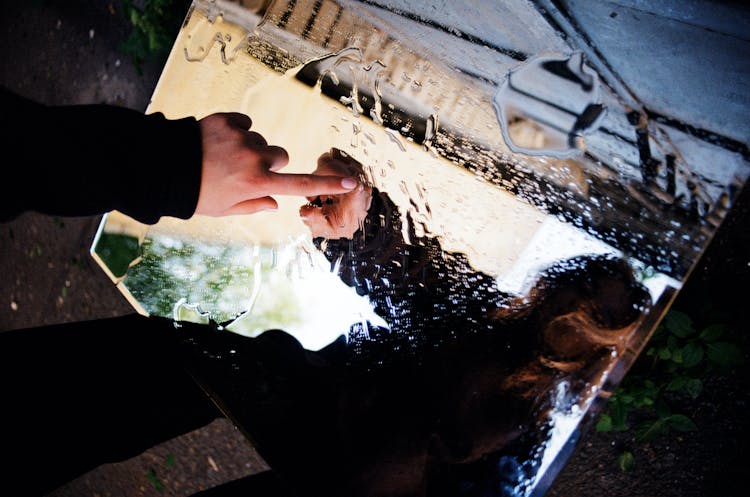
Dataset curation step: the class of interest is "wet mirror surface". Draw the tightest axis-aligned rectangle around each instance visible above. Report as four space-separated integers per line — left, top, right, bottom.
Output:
91 1 749 496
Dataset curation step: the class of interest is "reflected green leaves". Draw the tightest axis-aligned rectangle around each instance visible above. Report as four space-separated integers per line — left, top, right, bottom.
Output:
126 237 267 324
91 224 381 349
94 232 141 279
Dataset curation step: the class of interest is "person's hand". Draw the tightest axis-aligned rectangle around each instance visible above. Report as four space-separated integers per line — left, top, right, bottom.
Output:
299 148 373 239
195 113 360 216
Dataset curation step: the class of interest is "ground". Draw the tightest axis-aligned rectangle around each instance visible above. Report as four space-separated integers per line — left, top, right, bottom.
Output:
0 1 748 497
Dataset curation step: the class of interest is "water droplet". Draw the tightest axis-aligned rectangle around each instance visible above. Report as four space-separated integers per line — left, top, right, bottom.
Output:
423 113 439 152
351 120 362 147
493 51 604 158
385 128 406 152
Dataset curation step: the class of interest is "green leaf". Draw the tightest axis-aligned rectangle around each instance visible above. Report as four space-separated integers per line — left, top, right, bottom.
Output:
654 398 672 419
706 342 744 368
699 324 726 343
651 323 667 340
666 375 688 392
664 310 694 338
146 468 164 493
668 376 703 398
637 418 668 441
610 400 629 430
670 347 683 363
681 342 704 368
666 414 697 432
658 346 672 360
619 393 635 405
685 378 703 399
596 414 613 432
618 451 635 472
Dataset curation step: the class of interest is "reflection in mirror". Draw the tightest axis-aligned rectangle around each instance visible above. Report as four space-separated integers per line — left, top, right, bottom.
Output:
91 1 748 496
494 51 605 157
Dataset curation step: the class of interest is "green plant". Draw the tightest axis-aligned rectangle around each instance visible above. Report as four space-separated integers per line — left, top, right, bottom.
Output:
145 454 174 493
120 0 189 72
146 467 164 493
617 450 635 473
596 308 743 444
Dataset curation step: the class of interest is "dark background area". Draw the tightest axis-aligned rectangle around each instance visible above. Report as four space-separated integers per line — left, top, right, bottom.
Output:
0 1 748 496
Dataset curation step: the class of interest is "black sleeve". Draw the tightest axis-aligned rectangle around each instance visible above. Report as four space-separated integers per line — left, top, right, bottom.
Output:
0 86 203 225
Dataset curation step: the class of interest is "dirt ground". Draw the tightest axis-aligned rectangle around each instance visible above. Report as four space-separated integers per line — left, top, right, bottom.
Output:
1 2 748 497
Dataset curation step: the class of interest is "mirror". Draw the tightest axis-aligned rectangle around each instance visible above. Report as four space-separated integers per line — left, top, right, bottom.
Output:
91 1 749 496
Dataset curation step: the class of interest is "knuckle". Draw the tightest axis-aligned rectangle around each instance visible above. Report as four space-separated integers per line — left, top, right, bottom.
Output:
298 175 314 189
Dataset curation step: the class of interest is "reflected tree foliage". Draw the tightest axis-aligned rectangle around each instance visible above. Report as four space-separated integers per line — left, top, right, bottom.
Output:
126 237 259 323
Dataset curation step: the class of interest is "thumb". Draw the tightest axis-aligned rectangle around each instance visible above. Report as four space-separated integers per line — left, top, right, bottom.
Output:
221 197 279 216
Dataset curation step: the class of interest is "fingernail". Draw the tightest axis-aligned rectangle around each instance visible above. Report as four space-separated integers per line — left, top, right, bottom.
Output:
341 177 358 189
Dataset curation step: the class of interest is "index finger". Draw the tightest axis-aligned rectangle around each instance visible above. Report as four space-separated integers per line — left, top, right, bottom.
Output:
266 172 359 197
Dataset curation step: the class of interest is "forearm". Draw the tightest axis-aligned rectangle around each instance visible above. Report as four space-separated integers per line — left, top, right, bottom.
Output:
1 87 202 224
